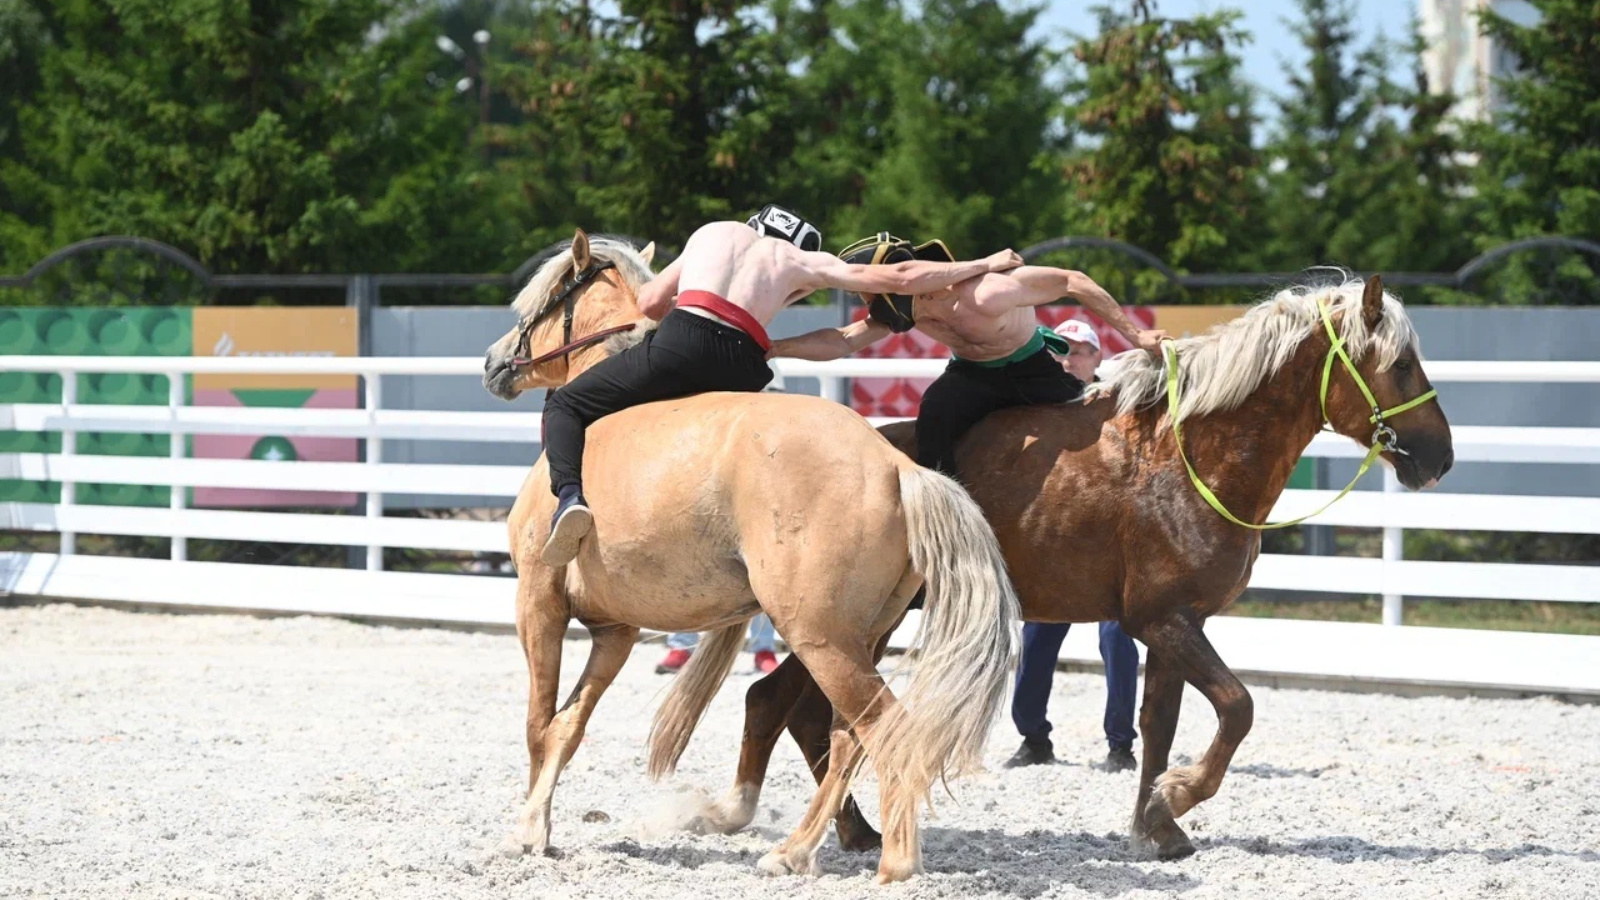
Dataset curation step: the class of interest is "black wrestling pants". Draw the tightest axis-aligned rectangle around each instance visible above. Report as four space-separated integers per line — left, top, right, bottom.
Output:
542 310 774 496
915 348 1085 479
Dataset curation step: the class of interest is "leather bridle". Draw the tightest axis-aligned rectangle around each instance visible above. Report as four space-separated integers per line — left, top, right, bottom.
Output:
509 260 636 369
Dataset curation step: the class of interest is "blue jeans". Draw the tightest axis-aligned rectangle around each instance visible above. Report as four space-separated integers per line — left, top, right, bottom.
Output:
1011 621 1139 751
667 614 777 653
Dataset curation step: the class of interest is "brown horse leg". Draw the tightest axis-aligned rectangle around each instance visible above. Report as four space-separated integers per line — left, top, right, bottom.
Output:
1135 612 1255 859
755 711 865 877
510 622 641 855
697 653 814 834
757 642 911 881
796 679 883 852
713 616 899 852
705 652 884 849
774 665 884 851
1127 643 1192 859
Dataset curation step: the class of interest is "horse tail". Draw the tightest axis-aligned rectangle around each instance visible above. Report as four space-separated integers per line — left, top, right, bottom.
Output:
871 467 1020 803
647 620 748 780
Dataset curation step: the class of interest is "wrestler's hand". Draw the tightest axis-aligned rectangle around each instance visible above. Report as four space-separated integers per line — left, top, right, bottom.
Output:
1133 329 1170 355
984 249 1024 273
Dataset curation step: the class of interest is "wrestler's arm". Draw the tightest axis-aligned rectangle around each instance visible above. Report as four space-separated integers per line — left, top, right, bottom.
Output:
635 256 685 321
796 248 1023 296
974 266 1167 352
767 318 892 362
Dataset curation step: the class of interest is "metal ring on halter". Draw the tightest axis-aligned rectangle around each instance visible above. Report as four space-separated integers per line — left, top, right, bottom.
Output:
1373 420 1407 456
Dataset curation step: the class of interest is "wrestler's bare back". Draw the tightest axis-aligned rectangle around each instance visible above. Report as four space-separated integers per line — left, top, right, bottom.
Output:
676 222 817 326
912 274 1041 362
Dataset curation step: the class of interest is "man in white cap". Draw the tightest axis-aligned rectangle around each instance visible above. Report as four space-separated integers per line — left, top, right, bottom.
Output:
1005 316 1140 771
1052 318 1103 383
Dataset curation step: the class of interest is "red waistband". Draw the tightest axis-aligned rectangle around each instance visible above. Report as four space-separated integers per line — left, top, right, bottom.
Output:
676 290 771 352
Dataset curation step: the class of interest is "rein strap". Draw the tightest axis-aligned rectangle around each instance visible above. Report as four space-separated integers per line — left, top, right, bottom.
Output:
511 323 637 369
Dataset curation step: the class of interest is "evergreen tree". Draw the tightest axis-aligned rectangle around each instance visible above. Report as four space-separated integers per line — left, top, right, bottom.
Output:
761 0 926 245
1353 23 1472 276
0 0 50 262
1468 0 1600 304
495 0 800 248
1057 1 1263 299
828 0 1065 255
0 0 506 276
1260 0 1470 276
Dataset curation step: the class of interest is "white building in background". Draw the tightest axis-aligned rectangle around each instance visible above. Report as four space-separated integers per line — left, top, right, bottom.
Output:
1418 0 1541 121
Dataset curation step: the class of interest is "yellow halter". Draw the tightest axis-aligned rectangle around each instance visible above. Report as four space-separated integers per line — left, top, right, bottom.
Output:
1162 300 1439 530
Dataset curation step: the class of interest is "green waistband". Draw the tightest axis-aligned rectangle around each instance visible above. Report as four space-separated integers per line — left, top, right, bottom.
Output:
954 326 1067 368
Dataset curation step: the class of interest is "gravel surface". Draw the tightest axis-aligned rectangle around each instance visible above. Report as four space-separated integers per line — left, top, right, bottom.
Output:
4 603 1598 900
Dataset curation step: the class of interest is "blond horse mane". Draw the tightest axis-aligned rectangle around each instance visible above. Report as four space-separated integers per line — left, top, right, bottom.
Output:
1087 278 1421 423
510 236 657 330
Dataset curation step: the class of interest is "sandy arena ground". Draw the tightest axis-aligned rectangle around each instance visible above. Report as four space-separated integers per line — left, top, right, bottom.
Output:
3 603 1597 900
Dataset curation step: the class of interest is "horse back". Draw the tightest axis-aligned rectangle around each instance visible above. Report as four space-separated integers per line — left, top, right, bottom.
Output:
538 392 912 627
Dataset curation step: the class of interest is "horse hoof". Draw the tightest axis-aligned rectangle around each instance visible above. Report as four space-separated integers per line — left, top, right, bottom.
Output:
697 784 758 835
837 827 883 853
874 860 920 884
1158 835 1197 861
1131 818 1193 861
756 848 819 877
496 837 528 859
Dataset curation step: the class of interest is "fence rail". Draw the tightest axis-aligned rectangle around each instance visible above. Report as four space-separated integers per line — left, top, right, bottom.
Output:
4 353 1598 695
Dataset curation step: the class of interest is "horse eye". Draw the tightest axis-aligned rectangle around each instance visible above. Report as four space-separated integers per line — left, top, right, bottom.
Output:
1395 358 1413 372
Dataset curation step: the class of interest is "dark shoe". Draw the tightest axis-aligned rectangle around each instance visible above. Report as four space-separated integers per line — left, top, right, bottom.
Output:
541 487 593 567
1004 737 1055 768
1102 746 1137 772
655 648 692 674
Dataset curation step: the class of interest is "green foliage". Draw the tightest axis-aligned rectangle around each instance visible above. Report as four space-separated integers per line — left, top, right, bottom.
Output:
0 0 1595 301
492 0 799 250
1465 0 1600 305
0 0 513 275
1259 0 1472 280
815 0 1065 256
1058 1 1264 300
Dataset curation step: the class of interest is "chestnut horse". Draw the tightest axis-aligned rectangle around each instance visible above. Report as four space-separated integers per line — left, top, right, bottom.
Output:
693 275 1454 859
482 230 1021 882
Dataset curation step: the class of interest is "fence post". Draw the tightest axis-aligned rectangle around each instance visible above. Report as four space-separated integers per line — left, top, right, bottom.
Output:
347 274 377 572
1381 467 1403 626
348 274 377 358
58 370 76 556
168 370 186 562
364 372 384 571
1305 456 1336 557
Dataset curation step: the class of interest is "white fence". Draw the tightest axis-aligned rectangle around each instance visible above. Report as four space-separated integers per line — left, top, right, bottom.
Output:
4 354 1599 697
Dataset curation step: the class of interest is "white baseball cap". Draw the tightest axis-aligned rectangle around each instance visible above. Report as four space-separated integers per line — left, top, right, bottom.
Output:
1053 319 1101 352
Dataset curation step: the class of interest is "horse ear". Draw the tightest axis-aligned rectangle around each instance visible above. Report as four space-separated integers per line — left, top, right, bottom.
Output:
1362 274 1384 327
639 241 656 266
571 229 592 270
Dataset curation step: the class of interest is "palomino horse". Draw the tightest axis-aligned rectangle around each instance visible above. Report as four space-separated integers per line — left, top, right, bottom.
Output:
481 229 1022 882
692 275 1454 859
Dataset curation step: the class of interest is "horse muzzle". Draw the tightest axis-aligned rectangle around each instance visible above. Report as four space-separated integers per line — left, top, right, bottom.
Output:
1391 438 1454 491
483 355 522 400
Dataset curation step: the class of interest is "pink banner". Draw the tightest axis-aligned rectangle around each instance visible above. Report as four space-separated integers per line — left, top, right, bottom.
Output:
191 389 360 508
